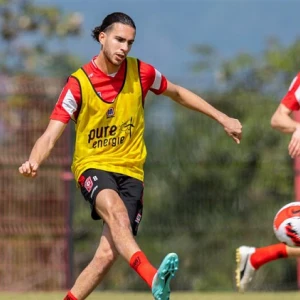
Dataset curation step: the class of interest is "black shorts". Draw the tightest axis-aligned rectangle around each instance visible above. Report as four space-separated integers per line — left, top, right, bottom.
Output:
78 169 144 236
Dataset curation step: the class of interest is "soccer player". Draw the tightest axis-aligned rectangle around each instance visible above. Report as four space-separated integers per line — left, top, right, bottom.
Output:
19 12 242 300
236 72 300 292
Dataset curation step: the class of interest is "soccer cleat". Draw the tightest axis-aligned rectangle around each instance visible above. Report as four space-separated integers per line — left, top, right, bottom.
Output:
151 253 179 300
236 246 256 292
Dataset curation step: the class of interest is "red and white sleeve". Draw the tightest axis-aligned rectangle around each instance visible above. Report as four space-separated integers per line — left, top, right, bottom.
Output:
139 60 168 97
281 73 300 111
50 77 82 123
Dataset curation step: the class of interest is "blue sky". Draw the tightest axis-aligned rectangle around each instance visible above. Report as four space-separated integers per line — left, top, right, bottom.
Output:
36 0 300 86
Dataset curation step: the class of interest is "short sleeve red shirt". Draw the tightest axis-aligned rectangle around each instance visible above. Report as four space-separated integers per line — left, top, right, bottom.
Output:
50 57 168 123
281 73 300 111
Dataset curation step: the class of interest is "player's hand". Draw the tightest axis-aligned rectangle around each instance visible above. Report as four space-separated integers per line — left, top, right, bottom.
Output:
19 161 39 178
289 126 300 158
222 117 242 144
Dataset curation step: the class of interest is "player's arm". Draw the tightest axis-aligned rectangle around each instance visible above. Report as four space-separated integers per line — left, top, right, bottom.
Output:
19 74 80 177
163 80 242 144
19 120 67 177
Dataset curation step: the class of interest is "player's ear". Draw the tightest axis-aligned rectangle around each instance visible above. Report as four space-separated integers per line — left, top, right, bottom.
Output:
99 32 106 46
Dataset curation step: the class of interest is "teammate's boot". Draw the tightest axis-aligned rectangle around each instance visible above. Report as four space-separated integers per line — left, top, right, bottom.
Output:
236 246 256 292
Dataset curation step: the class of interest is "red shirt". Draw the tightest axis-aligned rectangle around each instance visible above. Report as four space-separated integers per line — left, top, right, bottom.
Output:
51 57 168 123
281 73 300 110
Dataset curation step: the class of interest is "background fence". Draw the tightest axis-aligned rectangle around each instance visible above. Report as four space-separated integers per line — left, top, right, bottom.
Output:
0 75 73 290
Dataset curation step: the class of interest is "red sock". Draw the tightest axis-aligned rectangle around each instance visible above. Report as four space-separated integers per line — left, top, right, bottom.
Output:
130 251 157 288
63 291 78 300
250 243 288 269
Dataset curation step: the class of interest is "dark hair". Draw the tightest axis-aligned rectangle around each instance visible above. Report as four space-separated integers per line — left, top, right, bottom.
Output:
92 12 136 43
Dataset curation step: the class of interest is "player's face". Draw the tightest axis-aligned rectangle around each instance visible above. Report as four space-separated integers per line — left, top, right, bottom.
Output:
100 23 135 66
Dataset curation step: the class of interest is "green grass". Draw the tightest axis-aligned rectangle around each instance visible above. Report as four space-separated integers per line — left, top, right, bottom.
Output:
1 292 300 300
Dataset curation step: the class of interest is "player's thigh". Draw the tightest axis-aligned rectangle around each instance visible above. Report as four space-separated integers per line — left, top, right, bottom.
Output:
78 169 119 220
117 175 144 236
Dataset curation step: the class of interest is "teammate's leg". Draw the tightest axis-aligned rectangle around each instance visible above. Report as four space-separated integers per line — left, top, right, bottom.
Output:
236 243 288 291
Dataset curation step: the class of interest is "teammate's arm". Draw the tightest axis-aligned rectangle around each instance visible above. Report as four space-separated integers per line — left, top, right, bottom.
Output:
19 120 67 177
271 104 300 158
163 80 242 144
270 72 300 158
271 104 300 134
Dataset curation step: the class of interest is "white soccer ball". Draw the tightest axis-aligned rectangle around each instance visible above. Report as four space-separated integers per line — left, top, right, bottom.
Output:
273 202 300 247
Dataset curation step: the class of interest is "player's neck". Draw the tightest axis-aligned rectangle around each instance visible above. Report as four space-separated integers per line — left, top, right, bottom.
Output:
94 53 121 75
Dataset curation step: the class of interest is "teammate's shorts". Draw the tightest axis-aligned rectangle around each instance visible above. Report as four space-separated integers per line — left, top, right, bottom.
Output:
78 169 144 235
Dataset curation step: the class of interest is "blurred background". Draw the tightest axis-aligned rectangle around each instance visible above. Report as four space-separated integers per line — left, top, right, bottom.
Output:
1 0 300 294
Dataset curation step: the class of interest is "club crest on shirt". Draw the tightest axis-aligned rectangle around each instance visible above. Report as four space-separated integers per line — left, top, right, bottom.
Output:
106 107 115 118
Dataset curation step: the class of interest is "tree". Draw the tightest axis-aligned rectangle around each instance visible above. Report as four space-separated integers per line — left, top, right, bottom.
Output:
0 0 83 76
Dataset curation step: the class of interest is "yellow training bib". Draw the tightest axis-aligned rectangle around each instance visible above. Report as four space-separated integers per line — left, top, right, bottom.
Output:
71 57 146 182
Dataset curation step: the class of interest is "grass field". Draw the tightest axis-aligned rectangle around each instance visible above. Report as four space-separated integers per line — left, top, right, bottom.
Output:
1 292 300 300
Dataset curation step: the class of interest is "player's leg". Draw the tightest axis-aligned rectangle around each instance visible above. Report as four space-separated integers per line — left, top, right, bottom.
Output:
78 169 179 299
64 223 118 300
96 187 179 300
79 169 158 285
117 174 179 300
78 169 137 260
95 188 142 260
236 243 288 291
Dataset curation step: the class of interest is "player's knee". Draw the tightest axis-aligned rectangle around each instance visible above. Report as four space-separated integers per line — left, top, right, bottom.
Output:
93 248 118 269
103 249 118 265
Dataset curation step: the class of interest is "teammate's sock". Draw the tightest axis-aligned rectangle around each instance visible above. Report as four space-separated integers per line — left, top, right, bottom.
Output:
130 250 157 288
63 291 78 300
250 243 288 269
